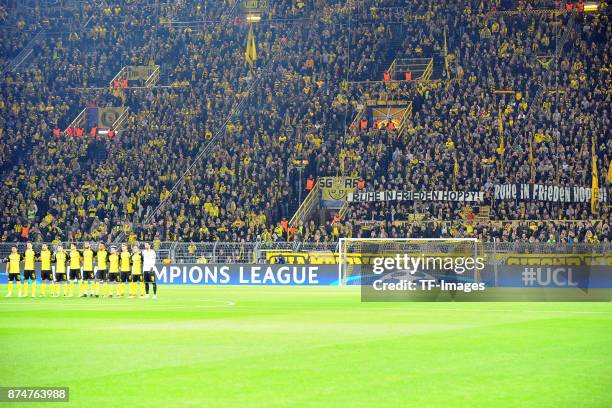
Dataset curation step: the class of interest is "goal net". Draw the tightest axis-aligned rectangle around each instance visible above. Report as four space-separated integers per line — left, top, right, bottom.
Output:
338 238 484 286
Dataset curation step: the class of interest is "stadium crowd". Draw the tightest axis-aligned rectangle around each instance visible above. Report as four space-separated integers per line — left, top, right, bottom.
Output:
0 0 610 245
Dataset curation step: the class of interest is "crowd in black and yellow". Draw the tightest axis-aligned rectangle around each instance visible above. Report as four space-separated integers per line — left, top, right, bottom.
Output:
327 1 611 244
0 1 610 245
0 0 398 243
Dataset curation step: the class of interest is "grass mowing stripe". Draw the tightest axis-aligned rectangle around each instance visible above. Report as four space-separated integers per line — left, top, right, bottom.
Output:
1 285 611 407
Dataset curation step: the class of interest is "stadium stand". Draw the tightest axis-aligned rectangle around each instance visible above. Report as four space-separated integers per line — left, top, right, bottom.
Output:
0 0 610 245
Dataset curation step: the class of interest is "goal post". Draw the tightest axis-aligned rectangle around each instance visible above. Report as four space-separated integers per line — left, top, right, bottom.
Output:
337 238 483 286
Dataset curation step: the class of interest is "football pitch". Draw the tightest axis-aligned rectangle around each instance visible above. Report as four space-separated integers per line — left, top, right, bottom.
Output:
1 286 611 407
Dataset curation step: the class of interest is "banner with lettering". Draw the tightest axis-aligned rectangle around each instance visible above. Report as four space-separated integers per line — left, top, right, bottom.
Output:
319 177 360 201
347 190 484 203
494 184 609 203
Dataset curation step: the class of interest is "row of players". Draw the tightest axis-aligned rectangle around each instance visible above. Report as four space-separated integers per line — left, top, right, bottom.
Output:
2 242 158 299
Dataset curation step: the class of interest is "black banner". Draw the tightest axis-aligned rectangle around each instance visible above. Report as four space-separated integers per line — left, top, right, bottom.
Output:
347 190 484 203
494 184 609 203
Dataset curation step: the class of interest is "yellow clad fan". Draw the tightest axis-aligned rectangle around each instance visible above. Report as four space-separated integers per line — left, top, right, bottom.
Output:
3 246 22 297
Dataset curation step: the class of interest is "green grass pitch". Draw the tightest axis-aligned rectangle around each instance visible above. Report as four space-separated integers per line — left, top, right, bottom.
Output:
1 285 612 407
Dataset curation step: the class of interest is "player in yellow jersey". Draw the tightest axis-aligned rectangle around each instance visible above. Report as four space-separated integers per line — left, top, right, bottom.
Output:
95 243 109 297
52 245 69 297
130 244 144 298
3 246 22 297
107 246 120 298
68 244 82 297
23 242 37 297
81 243 95 297
119 244 131 297
39 244 54 297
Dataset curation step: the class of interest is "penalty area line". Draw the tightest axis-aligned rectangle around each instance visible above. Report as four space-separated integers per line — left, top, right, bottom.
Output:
0 299 236 309
430 307 612 315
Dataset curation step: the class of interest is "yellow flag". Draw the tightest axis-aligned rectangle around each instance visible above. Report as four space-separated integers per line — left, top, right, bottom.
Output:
443 28 449 76
591 142 599 214
245 31 251 65
245 24 256 67
497 106 505 158
607 161 612 184
454 154 459 177
529 135 535 180
250 24 257 62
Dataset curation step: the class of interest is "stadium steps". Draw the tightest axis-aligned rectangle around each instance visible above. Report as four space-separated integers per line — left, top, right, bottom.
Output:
0 29 44 75
0 28 48 177
289 184 321 228
431 52 446 80
85 139 109 163
509 13 575 156
555 12 575 55
287 198 301 223
57 103 88 132
382 24 406 78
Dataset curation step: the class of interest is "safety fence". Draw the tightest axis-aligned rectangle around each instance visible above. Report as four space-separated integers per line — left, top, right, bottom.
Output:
0 242 610 265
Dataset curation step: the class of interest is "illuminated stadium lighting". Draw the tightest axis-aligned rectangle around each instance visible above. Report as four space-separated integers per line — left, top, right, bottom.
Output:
584 2 599 11
245 14 261 22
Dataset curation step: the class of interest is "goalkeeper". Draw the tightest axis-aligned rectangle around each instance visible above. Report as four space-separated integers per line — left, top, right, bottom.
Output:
142 243 157 299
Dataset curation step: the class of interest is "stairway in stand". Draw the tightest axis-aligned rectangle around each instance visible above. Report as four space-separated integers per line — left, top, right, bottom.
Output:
382 24 406 79
431 51 446 80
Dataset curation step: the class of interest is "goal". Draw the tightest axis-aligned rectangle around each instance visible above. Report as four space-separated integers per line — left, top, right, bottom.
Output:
337 238 483 286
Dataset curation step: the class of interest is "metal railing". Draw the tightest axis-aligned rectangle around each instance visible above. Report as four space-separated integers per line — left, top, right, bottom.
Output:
289 183 321 228
349 103 367 130
1 29 45 75
144 66 161 87
111 107 130 131
62 108 87 136
351 218 609 230
338 201 350 220
0 241 610 265
397 101 413 138
388 57 433 81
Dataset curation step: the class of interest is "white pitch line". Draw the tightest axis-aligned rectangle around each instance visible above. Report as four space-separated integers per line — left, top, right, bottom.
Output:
2 301 124 306
0 299 236 309
339 306 612 315
431 308 612 315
